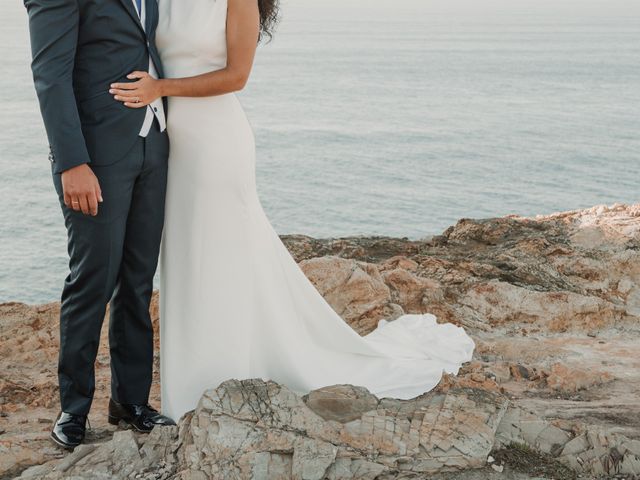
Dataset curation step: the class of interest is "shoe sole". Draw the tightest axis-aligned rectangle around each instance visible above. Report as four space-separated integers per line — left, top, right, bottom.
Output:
49 431 79 451
108 414 152 433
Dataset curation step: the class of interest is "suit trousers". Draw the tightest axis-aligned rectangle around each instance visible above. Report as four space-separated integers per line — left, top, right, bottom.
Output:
52 119 169 415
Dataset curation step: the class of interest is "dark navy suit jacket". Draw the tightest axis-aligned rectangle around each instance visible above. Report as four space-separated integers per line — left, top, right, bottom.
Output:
24 0 166 173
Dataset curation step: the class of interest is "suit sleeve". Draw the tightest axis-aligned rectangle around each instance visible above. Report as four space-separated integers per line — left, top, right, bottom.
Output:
24 0 91 174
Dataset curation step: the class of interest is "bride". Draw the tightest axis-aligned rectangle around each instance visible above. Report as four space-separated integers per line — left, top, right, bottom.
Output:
110 0 475 422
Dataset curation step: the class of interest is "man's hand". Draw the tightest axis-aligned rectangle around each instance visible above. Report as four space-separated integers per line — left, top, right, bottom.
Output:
61 164 103 216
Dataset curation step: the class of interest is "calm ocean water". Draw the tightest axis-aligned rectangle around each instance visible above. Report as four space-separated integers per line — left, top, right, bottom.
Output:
1 0 638 304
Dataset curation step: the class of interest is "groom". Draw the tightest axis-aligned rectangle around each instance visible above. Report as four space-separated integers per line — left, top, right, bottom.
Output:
24 0 175 449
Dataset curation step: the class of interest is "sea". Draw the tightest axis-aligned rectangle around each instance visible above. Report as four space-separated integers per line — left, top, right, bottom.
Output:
1 0 638 304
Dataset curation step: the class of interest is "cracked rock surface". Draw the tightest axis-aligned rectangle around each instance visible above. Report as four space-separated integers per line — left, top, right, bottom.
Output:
3 203 640 479
16 379 510 479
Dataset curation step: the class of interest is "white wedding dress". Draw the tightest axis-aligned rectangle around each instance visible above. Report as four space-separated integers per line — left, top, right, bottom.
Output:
156 0 475 422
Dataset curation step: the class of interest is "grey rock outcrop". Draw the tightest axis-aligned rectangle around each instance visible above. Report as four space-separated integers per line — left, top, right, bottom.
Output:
17 378 510 479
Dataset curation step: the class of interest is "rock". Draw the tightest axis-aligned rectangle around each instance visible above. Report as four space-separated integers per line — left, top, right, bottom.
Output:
183 379 510 477
303 384 378 423
14 379 510 479
544 363 614 393
381 267 441 313
556 429 640 476
14 463 55 480
3 203 640 478
485 364 511 384
53 443 98 473
291 438 337 480
299 256 393 334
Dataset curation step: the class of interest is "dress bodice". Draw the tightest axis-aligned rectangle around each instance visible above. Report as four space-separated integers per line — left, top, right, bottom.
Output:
156 0 228 78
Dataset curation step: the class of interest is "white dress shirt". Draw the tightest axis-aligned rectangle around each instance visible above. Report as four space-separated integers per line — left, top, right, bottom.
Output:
132 0 166 136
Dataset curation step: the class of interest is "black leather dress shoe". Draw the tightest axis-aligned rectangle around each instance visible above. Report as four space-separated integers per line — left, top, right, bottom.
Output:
50 411 88 450
108 398 176 432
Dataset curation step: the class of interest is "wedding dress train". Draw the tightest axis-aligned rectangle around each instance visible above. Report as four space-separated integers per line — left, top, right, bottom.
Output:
156 0 475 422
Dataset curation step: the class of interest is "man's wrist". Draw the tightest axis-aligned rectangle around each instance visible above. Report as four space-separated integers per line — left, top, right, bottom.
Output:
58 160 90 175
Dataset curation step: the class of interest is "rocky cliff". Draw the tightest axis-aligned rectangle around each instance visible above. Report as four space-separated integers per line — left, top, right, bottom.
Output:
2 203 640 479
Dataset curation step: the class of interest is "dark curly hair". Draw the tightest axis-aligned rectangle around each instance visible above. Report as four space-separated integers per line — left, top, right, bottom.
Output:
257 0 280 43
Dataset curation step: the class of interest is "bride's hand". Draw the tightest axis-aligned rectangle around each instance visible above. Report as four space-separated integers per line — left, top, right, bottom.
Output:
109 71 162 108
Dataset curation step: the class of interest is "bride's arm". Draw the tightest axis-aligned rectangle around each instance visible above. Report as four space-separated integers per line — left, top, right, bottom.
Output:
110 0 260 108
